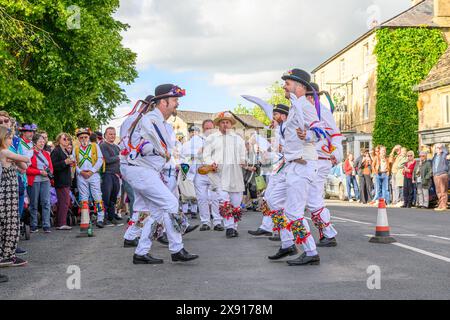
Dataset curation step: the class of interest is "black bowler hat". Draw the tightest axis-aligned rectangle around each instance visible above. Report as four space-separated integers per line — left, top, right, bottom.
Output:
273 104 290 116
152 84 186 102
281 69 313 89
306 83 320 96
144 95 154 103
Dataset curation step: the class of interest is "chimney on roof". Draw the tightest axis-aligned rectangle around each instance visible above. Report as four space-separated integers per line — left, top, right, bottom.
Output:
433 0 450 27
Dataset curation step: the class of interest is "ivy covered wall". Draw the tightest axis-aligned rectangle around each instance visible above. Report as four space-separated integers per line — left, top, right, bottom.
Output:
373 27 448 152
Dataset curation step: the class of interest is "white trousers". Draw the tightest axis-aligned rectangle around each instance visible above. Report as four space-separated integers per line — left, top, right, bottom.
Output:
194 174 221 227
267 161 318 255
126 165 183 255
77 172 104 222
162 168 179 198
181 201 198 214
306 160 337 239
260 171 284 232
217 190 242 230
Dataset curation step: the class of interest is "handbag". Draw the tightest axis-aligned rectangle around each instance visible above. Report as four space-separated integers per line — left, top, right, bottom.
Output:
255 175 266 191
177 169 196 200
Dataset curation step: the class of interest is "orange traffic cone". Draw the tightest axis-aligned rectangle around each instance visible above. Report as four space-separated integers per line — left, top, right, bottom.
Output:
369 199 396 244
77 202 93 238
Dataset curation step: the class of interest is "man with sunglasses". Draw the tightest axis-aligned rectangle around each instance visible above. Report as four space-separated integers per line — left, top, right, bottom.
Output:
125 84 199 264
73 128 106 229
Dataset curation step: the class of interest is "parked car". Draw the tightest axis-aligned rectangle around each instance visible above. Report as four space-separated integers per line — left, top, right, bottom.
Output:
324 163 348 201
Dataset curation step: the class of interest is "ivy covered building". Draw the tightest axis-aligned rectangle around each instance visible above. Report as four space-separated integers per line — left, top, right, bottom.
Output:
415 46 450 150
312 0 450 157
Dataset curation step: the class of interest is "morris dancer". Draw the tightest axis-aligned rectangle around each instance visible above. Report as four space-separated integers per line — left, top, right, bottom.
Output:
120 95 154 247
125 84 199 264
182 121 223 231
267 69 324 266
248 104 290 238
73 128 106 229
203 112 246 238
18 123 37 159
303 83 342 247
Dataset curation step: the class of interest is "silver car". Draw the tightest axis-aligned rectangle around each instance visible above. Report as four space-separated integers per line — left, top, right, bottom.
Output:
324 163 348 201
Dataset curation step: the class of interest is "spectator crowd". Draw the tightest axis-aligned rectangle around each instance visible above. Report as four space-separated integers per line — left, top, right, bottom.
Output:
343 144 450 210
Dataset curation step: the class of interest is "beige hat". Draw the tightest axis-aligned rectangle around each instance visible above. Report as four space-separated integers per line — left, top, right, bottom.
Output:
213 111 237 126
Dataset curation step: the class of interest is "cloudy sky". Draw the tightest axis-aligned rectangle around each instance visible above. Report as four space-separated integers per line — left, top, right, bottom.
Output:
108 0 412 128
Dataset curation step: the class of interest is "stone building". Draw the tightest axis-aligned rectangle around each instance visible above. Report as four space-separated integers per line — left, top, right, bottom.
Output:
415 46 450 150
312 0 450 158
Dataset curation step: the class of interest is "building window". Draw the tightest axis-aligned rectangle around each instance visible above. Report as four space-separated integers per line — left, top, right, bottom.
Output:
363 43 369 71
320 71 325 89
360 141 370 153
340 59 345 82
443 94 450 125
363 87 369 120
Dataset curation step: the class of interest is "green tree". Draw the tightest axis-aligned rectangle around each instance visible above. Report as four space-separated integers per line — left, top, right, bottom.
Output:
267 81 289 107
373 28 448 152
0 0 137 138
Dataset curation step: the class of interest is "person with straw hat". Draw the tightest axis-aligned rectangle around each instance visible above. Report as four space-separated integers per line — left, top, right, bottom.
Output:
202 111 246 238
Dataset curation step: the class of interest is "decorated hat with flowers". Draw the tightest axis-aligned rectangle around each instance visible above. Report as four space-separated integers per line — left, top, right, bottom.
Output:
213 111 237 126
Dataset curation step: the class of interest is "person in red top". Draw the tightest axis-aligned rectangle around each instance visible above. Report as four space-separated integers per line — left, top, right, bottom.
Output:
343 153 360 202
26 133 54 233
402 151 416 208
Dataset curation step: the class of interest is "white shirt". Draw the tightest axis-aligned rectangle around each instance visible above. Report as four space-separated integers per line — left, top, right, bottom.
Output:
181 134 206 181
315 102 344 162
203 130 246 192
119 112 141 165
129 108 171 172
283 95 320 162
73 143 104 175
163 122 177 171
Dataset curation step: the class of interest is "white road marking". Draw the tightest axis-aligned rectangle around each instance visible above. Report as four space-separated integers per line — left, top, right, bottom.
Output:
392 243 450 263
332 216 372 225
427 235 450 242
364 235 450 263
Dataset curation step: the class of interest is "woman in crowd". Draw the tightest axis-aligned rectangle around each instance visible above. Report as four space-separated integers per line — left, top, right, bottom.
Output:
393 147 408 207
0 127 30 269
402 151 416 208
51 133 75 230
371 145 381 201
343 153 360 202
359 149 373 204
27 133 54 233
372 146 391 204
413 151 432 209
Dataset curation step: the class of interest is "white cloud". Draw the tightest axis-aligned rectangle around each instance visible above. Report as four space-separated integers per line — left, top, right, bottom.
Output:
115 0 411 97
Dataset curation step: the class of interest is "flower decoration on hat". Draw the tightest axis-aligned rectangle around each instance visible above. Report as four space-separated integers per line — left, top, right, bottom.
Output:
19 123 38 132
76 128 91 137
284 70 293 77
169 85 186 97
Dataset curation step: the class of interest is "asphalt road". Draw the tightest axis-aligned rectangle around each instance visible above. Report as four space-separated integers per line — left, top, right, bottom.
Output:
1 201 450 300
